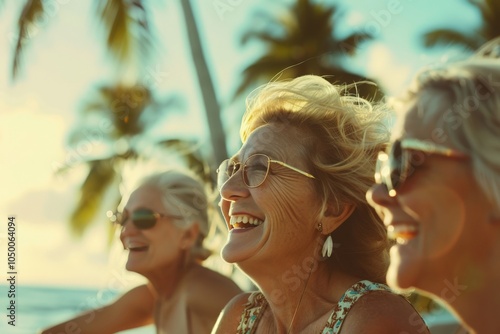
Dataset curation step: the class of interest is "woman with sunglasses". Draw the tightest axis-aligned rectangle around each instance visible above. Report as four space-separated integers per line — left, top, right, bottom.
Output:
367 39 500 333
41 169 241 334
212 75 428 333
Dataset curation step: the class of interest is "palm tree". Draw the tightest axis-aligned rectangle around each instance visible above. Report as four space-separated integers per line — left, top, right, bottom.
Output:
8 1 229 234
423 0 500 50
10 0 153 79
56 84 184 235
10 0 227 163
234 0 383 102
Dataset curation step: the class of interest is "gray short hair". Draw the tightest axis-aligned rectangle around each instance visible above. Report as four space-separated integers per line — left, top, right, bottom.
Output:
400 38 500 210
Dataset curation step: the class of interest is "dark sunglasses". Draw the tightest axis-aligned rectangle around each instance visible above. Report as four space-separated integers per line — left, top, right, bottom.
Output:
108 208 183 230
375 138 468 197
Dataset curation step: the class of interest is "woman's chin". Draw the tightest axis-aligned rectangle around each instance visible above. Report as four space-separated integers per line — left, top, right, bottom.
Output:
387 243 423 291
125 261 144 275
221 226 265 264
221 242 251 264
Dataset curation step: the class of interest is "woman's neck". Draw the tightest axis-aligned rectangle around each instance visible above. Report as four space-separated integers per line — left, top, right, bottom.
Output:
254 265 360 333
148 259 196 298
454 285 500 334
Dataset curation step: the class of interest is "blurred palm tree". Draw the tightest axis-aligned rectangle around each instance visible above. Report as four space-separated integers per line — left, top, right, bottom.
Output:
423 0 500 50
8 0 228 234
10 0 227 163
56 84 176 235
10 0 153 78
234 0 383 101
58 84 214 237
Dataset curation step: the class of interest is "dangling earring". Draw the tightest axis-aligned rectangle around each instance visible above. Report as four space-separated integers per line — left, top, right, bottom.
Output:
317 222 323 233
322 234 333 258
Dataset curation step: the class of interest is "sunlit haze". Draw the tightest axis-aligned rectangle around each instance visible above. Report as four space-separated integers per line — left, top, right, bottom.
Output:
0 0 480 288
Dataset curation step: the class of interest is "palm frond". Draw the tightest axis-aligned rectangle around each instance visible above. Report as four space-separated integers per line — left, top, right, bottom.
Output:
479 0 500 42
233 0 382 101
70 158 118 236
80 84 153 137
333 32 373 56
12 0 45 79
94 0 153 67
241 30 287 46
422 29 481 50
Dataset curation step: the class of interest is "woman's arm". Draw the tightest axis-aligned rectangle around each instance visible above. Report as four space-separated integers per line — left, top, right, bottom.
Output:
39 284 155 334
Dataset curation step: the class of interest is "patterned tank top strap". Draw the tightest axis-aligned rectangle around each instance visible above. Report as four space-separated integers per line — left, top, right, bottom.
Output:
237 291 268 334
321 280 392 334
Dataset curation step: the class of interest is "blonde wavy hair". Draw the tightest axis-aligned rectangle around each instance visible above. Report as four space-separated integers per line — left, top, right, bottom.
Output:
241 75 391 283
401 38 500 211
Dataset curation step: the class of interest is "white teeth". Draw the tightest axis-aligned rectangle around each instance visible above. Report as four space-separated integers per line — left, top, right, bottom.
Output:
230 215 264 228
125 241 147 249
387 225 419 243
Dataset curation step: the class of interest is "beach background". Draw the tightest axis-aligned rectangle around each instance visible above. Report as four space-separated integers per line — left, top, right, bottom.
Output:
0 0 483 332
0 284 154 334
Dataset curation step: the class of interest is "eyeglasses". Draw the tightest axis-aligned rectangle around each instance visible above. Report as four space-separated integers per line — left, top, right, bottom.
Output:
375 138 468 197
216 153 315 189
108 208 183 230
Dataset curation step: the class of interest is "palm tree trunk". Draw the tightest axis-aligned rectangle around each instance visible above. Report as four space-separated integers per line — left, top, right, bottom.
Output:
179 0 228 173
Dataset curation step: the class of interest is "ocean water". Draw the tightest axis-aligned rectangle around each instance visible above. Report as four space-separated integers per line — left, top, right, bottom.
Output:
0 284 154 334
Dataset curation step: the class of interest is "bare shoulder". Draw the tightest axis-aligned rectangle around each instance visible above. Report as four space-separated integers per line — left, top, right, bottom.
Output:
211 292 253 334
341 291 429 334
185 265 242 297
185 265 242 313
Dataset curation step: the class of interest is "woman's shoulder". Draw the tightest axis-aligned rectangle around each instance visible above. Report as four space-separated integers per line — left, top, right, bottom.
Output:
183 265 243 314
211 292 257 334
185 264 242 293
340 289 429 333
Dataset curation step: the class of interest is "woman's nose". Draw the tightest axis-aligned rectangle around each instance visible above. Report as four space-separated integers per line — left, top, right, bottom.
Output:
119 218 139 237
219 170 250 201
366 183 395 210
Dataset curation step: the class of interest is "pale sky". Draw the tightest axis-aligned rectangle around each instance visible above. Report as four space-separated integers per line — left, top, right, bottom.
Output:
0 0 480 288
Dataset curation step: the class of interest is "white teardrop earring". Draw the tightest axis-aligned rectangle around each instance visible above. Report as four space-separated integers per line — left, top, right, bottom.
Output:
322 235 333 258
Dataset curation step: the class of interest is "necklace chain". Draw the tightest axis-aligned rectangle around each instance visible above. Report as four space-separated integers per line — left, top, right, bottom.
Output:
286 267 313 334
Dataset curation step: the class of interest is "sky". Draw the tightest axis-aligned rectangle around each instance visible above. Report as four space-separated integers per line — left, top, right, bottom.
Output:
0 0 481 289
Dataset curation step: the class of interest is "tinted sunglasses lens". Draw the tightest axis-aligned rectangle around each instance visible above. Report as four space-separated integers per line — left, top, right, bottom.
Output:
132 209 157 229
389 142 403 191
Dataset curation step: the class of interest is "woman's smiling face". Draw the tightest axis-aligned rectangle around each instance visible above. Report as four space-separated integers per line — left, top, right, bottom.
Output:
219 123 321 267
119 184 186 277
367 92 494 294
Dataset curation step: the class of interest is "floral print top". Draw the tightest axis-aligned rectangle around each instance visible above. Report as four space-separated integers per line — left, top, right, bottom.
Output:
236 280 392 334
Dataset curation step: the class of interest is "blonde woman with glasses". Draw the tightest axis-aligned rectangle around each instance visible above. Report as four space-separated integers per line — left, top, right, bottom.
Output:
212 75 428 333
367 39 500 334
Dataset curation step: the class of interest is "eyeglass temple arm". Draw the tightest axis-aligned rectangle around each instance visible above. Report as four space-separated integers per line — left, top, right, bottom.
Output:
270 160 316 179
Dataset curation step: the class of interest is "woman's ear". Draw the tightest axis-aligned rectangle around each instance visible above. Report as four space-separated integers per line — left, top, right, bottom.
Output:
321 203 355 234
180 223 200 250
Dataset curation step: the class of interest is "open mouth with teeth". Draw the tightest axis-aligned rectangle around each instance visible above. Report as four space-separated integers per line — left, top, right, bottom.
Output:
129 246 148 252
387 225 419 244
126 242 149 252
230 215 264 230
